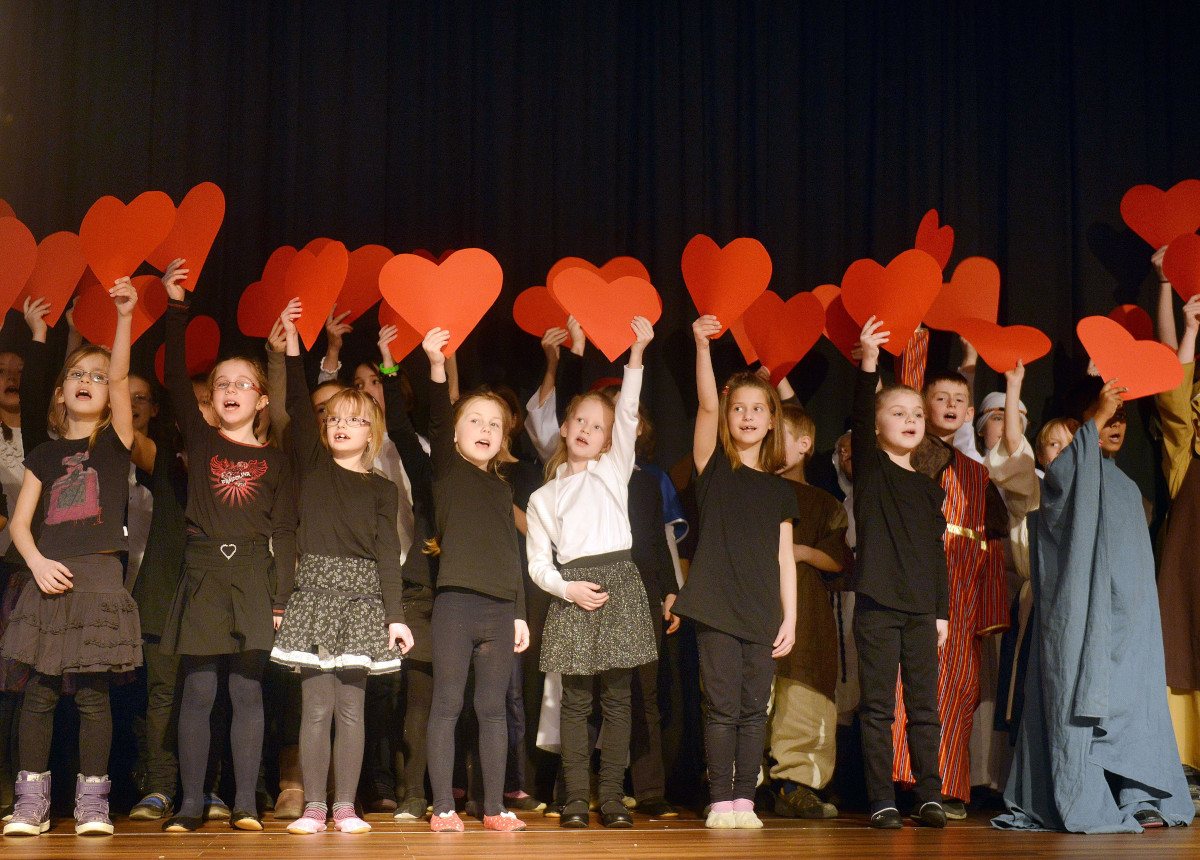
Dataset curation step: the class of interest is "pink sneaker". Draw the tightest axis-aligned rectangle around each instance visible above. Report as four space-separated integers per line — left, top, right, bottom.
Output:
334 815 371 833
430 810 464 833
483 810 527 831
287 815 326 835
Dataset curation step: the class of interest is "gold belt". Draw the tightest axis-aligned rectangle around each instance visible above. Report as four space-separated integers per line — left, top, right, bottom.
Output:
945 522 987 548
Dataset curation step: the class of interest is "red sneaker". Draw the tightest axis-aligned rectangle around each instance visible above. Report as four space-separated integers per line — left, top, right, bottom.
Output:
430 810 465 833
483 810 527 832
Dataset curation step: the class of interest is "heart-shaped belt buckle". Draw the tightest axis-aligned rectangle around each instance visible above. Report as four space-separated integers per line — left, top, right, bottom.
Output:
220 544 237 560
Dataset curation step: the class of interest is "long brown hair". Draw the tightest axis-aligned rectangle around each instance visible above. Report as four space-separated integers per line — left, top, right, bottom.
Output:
716 372 785 473
541 390 615 482
49 345 112 449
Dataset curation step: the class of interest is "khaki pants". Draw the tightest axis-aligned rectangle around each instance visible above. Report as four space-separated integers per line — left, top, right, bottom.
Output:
768 676 838 790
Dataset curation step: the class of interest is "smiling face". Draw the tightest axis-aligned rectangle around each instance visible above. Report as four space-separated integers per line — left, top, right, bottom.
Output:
210 358 269 432
725 385 774 450
875 388 926 455
925 379 972 436
129 375 158 435
560 395 615 465
353 363 384 414
58 352 111 423
454 394 508 468
0 352 22 414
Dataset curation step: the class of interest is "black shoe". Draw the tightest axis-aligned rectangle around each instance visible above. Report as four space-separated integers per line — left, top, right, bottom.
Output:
560 800 590 828
635 796 678 818
230 809 263 831
162 814 202 833
600 801 633 828
869 807 902 829
912 801 946 828
1134 809 1166 829
941 797 967 820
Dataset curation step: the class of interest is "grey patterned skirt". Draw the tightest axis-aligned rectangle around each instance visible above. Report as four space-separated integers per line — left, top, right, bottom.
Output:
540 551 657 675
270 554 402 675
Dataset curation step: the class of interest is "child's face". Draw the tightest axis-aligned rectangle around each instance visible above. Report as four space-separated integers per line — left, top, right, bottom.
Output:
311 385 340 422
324 404 372 461
454 396 507 469
1037 424 1074 468
58 353 111 421
979 409 1004 451
353 364 384 415
782 425 813 471
129 376 158 435
0 352 22 413
211 359 268 431
925 381 972 434
726 386 774 449
192 380 217 427
561 398 613 463
1082 401 1127 455
876 390 925 454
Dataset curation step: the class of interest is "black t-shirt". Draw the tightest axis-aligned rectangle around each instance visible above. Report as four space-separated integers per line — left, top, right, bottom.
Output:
25 424 130 559
672 452 800 645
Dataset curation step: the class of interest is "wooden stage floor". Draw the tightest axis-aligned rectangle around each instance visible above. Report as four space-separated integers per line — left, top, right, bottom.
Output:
1 808 1196 859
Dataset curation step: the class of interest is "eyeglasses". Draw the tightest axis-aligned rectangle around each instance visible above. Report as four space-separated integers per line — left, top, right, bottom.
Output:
213 379 260 393
65 370 109 385
325 415 371 428
131 393 154 405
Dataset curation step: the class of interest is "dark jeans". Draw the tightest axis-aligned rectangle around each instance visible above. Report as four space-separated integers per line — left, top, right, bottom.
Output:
695 623 774 804
561 667 632 805
629 610 665 799
854 595 941 812
426 590 514 817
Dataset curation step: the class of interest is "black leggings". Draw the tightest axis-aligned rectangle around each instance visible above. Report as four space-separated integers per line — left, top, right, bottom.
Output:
19 672 111 777
176 650 268 817
299 668 367 806
426 590 514 817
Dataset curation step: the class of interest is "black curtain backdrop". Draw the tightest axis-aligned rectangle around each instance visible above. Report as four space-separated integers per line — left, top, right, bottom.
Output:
2 0 1199 495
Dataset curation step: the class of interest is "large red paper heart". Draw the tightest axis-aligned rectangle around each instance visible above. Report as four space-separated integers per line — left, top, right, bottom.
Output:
337 244 393 324
681 235 772 337
549 268 662 362
154 315 220 385
79 192 176 287
0 200 14 218
378 249 503 356
728 317 758 364
915 209 954 271
1107 304 1154 341
72 273 167 348
741 291 825 386
1077 316 1183 400
286 241 349 350
1163 232 1200 300
237 246 298 338
14 232 88 328
145 182 225 290
812 284 861 365
924 256 1001 331
547 255 650 287
952 318 1050 374
376 302 424 361
1120 179 1200 250
840 249 943 356
513 286 571 348
0 217 38 314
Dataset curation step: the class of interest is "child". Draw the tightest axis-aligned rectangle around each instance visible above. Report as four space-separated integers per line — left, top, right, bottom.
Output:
671 314 799 830
420 326 530 833
157 258 298 833
1 280 141 836
524 317 658 829
768 403 849 819
851 316 949 829
269 299 414 834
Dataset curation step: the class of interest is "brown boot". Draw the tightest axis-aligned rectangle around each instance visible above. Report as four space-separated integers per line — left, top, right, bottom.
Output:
273 745 304 820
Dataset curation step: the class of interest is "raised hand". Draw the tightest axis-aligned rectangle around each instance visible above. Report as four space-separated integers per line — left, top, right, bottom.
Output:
110 277 138 317
422 327 450 369
325 306 352 351
857 316 891 372
162 258 189 301
22 297 51 341
692 315 721 348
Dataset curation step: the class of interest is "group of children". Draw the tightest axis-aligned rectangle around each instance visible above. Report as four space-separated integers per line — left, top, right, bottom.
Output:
0 245 1195 838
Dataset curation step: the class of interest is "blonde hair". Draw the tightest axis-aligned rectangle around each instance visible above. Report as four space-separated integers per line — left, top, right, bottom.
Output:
541 390 615 482
208 356 271 437
50 345 112 449
1035 417 1081 451
321 387 385 468
780 403 816 465
717 372 785 473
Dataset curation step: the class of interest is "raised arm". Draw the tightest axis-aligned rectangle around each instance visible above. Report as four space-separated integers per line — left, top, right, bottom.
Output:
421 328 455 476
19 298 54 452
107 278 137 449
851 317 891 481
610 317 652 481
692 315 722 474
1153 246 1180 351
265 318 291 437
1002 361 1026 458
160 259 207 446
1176 295 1200 365
279 298 324 468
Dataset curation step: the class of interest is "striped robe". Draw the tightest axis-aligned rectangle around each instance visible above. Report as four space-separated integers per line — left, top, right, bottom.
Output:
890 329 1010 802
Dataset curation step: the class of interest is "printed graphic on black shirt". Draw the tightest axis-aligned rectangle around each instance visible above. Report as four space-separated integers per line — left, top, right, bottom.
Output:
46 450 102 525
210 455 268 506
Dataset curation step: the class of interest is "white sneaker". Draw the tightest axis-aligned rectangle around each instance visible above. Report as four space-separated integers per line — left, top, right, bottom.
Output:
705 810 737 829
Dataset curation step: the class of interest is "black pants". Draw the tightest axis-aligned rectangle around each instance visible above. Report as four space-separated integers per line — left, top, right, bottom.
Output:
19 672 110 776
629 610 666 799
854 595 941 812
561 667 632 806
695 623 774 804
426 589 514 817
299 668 367 806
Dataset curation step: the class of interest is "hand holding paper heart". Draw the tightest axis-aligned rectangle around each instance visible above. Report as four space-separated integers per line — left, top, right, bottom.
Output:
914 209 954 271
681 235 772 338
1077 315 1183 400
1120 179 1200 250
840 249 943 355
549 268 662 362
72 274 167 348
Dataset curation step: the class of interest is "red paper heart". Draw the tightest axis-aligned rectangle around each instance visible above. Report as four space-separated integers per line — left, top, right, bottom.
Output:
914 209 954 271
378 249 504 356
681 235 772 337
811 284 861 365
741 291 825 385
13 232 88 328
1120 180 1200 250
1162 232 1200 300
951 318 1050 374
1107 304 1154 341
412 249 456 264
145 182 225 290
286 242 349 350
79 192 176 287
154 315 220 385
513 286 572 348
72 273 167 348
0 200 14 218
0 217 38 313
549 268 662 362
376 302 424 361
728 317 758 364
924 256 1001 331
237 246 298 338
1077 316 1183 400
304 237 334 255
840 249 943 356
337 244 393 324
